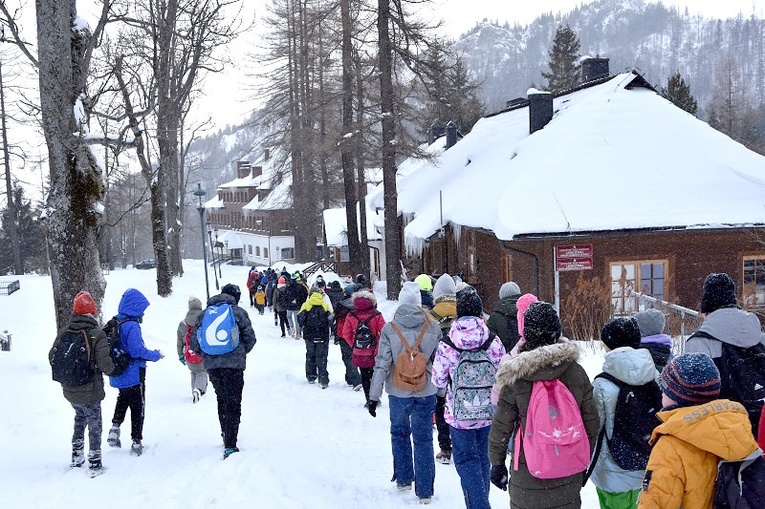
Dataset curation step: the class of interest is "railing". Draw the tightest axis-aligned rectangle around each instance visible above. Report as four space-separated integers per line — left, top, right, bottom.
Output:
614 291 701 356
0 280 20 296
302 260 337 278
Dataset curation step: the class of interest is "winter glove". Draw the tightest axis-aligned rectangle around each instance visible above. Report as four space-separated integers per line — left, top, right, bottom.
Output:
178 355 186 366
490 464 508 491
368 400 378 418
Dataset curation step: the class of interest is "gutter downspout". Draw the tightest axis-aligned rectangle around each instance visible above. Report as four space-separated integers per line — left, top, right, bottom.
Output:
501 240 540 297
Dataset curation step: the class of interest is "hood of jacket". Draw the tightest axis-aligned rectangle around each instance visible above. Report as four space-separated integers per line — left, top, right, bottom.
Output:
652 399 759 460
393 303 428 329
68 313 99 331
352 290 376 312
448 316 492 350
184 308 203 327
208 292 237 307
602 347 657 385
492 295 520 318
640 333 672 346
697 307 764 347
432 300 457 320
118 289 150 318
496 340 580 387
301 292 329 312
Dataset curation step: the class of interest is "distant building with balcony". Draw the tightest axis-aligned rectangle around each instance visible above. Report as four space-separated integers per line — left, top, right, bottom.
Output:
205 149 296 267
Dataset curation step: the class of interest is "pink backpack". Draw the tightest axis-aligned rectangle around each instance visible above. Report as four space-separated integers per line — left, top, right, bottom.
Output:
514 379 590 479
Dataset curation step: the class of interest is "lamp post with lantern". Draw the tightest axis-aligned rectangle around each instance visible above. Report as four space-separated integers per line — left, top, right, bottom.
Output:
206 221 219 291
194 183 211 300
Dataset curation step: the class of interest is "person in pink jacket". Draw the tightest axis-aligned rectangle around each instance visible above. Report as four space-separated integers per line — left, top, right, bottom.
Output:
342 289 386 407
432 289 505 509
490 293 538 405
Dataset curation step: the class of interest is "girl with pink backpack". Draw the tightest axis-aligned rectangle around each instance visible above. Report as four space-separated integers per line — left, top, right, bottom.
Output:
488 302 599 508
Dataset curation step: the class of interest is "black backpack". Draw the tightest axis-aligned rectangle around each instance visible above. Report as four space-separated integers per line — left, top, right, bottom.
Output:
593 373 662 471
352 311 380 350
49 329 95 386
303 306 330 340
714 449 765 508
695 331 765 432
102 317 134 377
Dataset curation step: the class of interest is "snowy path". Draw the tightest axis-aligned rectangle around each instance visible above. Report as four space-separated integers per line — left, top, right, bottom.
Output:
0 262 598 507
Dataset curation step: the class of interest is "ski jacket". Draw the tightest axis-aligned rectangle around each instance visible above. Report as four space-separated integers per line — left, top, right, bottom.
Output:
685 307 765 358
298 292 333 341
591 346 658 493
369 303 441 400
247 271 259 291
109 289 161 389
638 399 759 509
176 308 205 373
255 291 266 306
639 333 672 371
191 293 257 371
432 316 505 429
341 291 385 349
55 313 114 405
488 341 599 509
486 295 521 352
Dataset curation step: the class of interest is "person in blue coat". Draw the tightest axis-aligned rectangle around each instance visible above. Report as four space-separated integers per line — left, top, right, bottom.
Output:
106 288 164 456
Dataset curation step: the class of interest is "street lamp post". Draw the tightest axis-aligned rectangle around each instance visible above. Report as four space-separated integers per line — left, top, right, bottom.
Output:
206 222 219 290
194 183 211 301
214 228 222 278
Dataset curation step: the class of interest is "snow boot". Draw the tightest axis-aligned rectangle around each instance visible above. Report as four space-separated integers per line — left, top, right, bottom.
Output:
88 451 104 477
130 440 144 456
192 388 201 404
70 445 85 468
436 449 452 464
107 426 121 448
223 447 239 459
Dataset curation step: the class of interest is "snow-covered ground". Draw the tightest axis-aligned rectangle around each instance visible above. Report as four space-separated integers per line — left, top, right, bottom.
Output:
0 261 603 508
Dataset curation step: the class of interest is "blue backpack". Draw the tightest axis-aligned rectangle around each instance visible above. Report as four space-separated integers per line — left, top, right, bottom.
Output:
197 302 240 355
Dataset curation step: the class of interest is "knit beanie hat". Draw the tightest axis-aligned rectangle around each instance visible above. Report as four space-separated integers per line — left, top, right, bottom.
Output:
456 288 483 318
601 317 642 350
415 274 433 291
523 302 561 347
499 282 521 299
188 295 202 310
432 273 457 303
633 309 665 337
700 273 738 313
659 352 721 407
222 283 241 303
455 281 470 294
72 291 97 316
398 281 422 307
278 276 286 284
516 293 539 339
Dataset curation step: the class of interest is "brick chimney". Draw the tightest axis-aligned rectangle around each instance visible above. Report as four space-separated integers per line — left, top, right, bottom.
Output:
263 148 270 160
528 90 553 134
581 56 609 82
252 165 263 178
236 161 251 178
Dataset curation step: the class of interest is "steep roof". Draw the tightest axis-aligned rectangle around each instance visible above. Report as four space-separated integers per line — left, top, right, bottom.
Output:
381 72 765 253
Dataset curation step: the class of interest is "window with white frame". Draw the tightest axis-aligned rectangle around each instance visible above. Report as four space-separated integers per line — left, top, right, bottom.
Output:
255 246 261 257
610 260 667 315
743 256 765 306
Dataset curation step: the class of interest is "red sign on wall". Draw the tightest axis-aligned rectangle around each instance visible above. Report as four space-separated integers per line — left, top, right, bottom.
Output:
555 244 593 271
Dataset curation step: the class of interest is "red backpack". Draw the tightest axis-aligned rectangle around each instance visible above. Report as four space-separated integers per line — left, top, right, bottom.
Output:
183 323 203 364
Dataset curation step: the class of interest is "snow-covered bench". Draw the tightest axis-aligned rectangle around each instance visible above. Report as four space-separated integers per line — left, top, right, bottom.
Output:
0 280 20 295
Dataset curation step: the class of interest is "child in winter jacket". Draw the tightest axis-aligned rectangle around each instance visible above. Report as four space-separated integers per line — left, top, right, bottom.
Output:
488 302 599 509
486 281 522 352
591 317 659 509
368 281 442 504
298 290 334 388
342 288 385 406
107 288 164 456
50 291 115 476
638 352 760 509
254 285 266 315
633 309 672 371
490 293 538 405
432 289 505 509
176 295 208 403
334 284 362 389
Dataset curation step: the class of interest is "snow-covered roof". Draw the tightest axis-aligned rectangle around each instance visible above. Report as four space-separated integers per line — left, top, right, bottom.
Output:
243 171 293 211
220 230 244 249
204 195 225 209
214 148 293 211
323 206 382 247
380 72 765 251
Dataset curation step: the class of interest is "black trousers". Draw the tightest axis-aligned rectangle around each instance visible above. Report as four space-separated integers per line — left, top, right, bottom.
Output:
360 367 374 403
72 402 103 462
305 339 330 385
208 368 245 449
112 367 146 442
435 394 451 452
339 341 361 386
277 310 289 335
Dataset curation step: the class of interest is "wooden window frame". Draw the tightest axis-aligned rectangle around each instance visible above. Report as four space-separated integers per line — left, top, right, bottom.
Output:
609 259 668 315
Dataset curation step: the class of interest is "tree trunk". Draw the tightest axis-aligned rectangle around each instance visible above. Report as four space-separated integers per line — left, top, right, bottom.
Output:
36 1 106 329
0 57 22 275
378 0 402 299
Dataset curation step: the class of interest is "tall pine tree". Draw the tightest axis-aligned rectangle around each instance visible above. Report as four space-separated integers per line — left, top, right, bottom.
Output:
541 24 581 93
661 71 698 116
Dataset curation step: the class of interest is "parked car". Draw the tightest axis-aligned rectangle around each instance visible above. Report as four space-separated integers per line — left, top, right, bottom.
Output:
135 259 157 270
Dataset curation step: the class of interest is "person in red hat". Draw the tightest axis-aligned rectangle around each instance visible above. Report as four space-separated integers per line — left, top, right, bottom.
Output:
49 291 115 477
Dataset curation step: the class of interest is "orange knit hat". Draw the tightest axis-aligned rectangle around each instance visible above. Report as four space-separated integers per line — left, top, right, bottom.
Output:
72 291 97 315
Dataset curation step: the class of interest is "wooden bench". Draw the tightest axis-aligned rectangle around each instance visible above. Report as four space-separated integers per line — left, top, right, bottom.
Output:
0 280 20 295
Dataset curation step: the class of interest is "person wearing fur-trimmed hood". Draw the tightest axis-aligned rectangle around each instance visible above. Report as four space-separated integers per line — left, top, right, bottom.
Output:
342 288 385 406
488 302 599 509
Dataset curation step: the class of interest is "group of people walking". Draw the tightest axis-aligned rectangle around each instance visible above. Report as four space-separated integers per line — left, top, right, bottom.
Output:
50 267 765 509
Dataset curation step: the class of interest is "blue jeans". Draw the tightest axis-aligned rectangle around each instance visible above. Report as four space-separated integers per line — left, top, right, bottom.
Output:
388 394 436 499
450 425 491 509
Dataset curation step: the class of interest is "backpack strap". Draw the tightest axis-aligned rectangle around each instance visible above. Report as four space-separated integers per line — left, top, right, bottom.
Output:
441 334 494 353
391 323 428 354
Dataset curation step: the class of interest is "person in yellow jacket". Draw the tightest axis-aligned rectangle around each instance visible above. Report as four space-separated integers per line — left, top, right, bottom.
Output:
297 289 334 388
638 352 760 509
